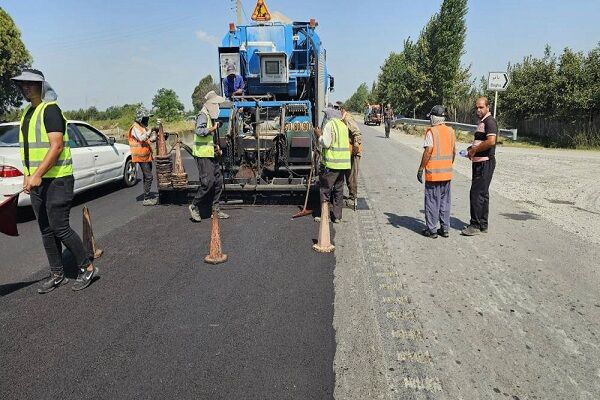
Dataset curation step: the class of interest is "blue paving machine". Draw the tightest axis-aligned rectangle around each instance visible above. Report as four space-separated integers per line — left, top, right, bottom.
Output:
215 7 333 193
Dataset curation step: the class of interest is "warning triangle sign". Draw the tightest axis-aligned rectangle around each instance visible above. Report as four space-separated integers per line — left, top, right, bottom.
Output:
251 0 271 22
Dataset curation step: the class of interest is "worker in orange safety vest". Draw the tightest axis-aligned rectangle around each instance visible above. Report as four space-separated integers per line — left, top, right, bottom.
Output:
417 105 456 238
128 106 158 206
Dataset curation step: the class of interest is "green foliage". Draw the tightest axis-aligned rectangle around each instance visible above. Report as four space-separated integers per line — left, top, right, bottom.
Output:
497 44 600 148
0 8 32 116
64 103 140 129
344 83 371 112
192 75 220 113
373 0 470 119
152 88 185 122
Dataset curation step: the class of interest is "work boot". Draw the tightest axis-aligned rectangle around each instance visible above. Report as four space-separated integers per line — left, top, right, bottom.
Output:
314 216 321 222
72 266 99 291
37 273 68 294
189 204 201 222
437 228 449 238
461 224 481 236
143 198 158 206
333 217 343 224
421 229 438 238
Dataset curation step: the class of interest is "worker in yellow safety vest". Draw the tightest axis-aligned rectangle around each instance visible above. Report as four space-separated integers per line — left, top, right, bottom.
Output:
128 106 158 206
12 69 98 293
314 107 351 223
188 90 229 222
417 105 456 238
335 101 362 210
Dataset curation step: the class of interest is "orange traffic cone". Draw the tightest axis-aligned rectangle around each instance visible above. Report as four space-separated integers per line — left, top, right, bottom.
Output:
204 210 228 264
83 206 103 259
313 202 335 253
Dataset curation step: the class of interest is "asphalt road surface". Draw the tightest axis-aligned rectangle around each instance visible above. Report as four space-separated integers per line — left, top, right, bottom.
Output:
0 157 335 400
2 125 599 400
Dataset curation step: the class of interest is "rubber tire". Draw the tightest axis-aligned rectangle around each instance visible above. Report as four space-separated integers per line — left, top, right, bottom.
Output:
122 158 137 187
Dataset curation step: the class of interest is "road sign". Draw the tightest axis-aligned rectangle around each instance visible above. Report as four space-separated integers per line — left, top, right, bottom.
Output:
487 72 510 91
251 0 271 22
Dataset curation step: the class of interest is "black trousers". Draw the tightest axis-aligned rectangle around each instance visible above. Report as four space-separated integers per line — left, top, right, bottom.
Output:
192 157 222 209
138 162 153 199
30 176 91 274
319 167 346 220
469 157 496 229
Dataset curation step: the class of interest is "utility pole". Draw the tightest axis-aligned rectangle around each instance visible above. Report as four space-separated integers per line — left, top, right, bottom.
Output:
236 0 243 25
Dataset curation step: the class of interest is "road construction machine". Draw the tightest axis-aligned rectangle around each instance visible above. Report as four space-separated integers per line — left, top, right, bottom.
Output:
213 6 333 193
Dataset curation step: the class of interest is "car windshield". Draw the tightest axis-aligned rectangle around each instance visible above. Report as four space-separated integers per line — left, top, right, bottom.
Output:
0 125 19 147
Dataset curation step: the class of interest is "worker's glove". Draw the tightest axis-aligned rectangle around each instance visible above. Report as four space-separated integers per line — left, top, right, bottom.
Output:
156 118 162 125
149 132 157 143
352 144 361 155
417 169 424 184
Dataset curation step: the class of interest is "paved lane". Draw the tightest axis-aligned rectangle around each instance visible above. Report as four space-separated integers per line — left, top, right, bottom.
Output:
0 156 335 400
0 156 198 286
0 204 335 400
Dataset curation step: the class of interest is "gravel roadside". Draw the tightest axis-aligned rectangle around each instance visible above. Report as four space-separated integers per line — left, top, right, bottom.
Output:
379 124 600 245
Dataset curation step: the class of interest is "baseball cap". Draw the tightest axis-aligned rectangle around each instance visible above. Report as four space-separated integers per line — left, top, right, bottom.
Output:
427 105 446 118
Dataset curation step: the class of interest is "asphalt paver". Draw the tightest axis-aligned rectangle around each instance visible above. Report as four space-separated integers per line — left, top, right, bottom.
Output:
0 204 335 400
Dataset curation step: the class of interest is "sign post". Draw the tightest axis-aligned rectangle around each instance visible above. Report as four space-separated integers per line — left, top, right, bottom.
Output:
487 72 509 118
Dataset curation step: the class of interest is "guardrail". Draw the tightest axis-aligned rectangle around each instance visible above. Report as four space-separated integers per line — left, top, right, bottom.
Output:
396 118 518 141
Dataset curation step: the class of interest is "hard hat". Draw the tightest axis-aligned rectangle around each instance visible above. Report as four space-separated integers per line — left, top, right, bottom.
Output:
427 105 446 118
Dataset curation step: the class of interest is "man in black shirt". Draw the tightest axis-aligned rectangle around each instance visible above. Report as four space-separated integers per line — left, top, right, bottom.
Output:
12 69 98 293
462 97 497 236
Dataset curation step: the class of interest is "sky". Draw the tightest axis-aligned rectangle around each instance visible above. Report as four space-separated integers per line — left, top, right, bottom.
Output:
3 0 600 112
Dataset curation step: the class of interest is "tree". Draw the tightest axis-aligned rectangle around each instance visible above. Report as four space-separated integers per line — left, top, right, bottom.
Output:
344 83 371 112
428 0 468 108
372 0 471 119
152 88 185 122
192 75 220 113
0 8 32 116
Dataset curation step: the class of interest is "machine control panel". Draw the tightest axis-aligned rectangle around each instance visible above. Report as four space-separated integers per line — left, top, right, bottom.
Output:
259 52 288 84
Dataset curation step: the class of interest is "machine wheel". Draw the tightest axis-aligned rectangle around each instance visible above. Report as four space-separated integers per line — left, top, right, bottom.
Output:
122 158 137 187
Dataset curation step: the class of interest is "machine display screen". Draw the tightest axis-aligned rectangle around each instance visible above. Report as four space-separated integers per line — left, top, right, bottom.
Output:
265 60 280 75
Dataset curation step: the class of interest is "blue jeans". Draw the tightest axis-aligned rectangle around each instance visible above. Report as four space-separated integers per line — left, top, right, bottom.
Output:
30 176 91 274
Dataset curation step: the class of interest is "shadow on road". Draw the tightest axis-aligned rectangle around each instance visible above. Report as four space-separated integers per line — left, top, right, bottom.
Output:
385 212 425 232
0 279 43 297
384 211 468 233
500 211 539 221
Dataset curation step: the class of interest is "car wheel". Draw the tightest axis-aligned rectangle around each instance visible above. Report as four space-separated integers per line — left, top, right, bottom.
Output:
122 158 137 187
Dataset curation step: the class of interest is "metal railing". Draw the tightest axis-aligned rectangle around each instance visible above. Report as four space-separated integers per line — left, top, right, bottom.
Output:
396 118 518 141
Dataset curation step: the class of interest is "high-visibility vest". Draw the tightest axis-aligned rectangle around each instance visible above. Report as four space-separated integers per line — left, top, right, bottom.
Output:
19 101 73 178
322 119 351 170
128 122 153 163
193 110 214 158
424 124 456 182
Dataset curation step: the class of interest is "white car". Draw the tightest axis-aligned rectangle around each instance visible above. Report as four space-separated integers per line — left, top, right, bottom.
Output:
0 120 137 206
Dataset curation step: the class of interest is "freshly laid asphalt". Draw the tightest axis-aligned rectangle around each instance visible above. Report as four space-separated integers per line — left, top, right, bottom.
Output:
0 164 335 399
